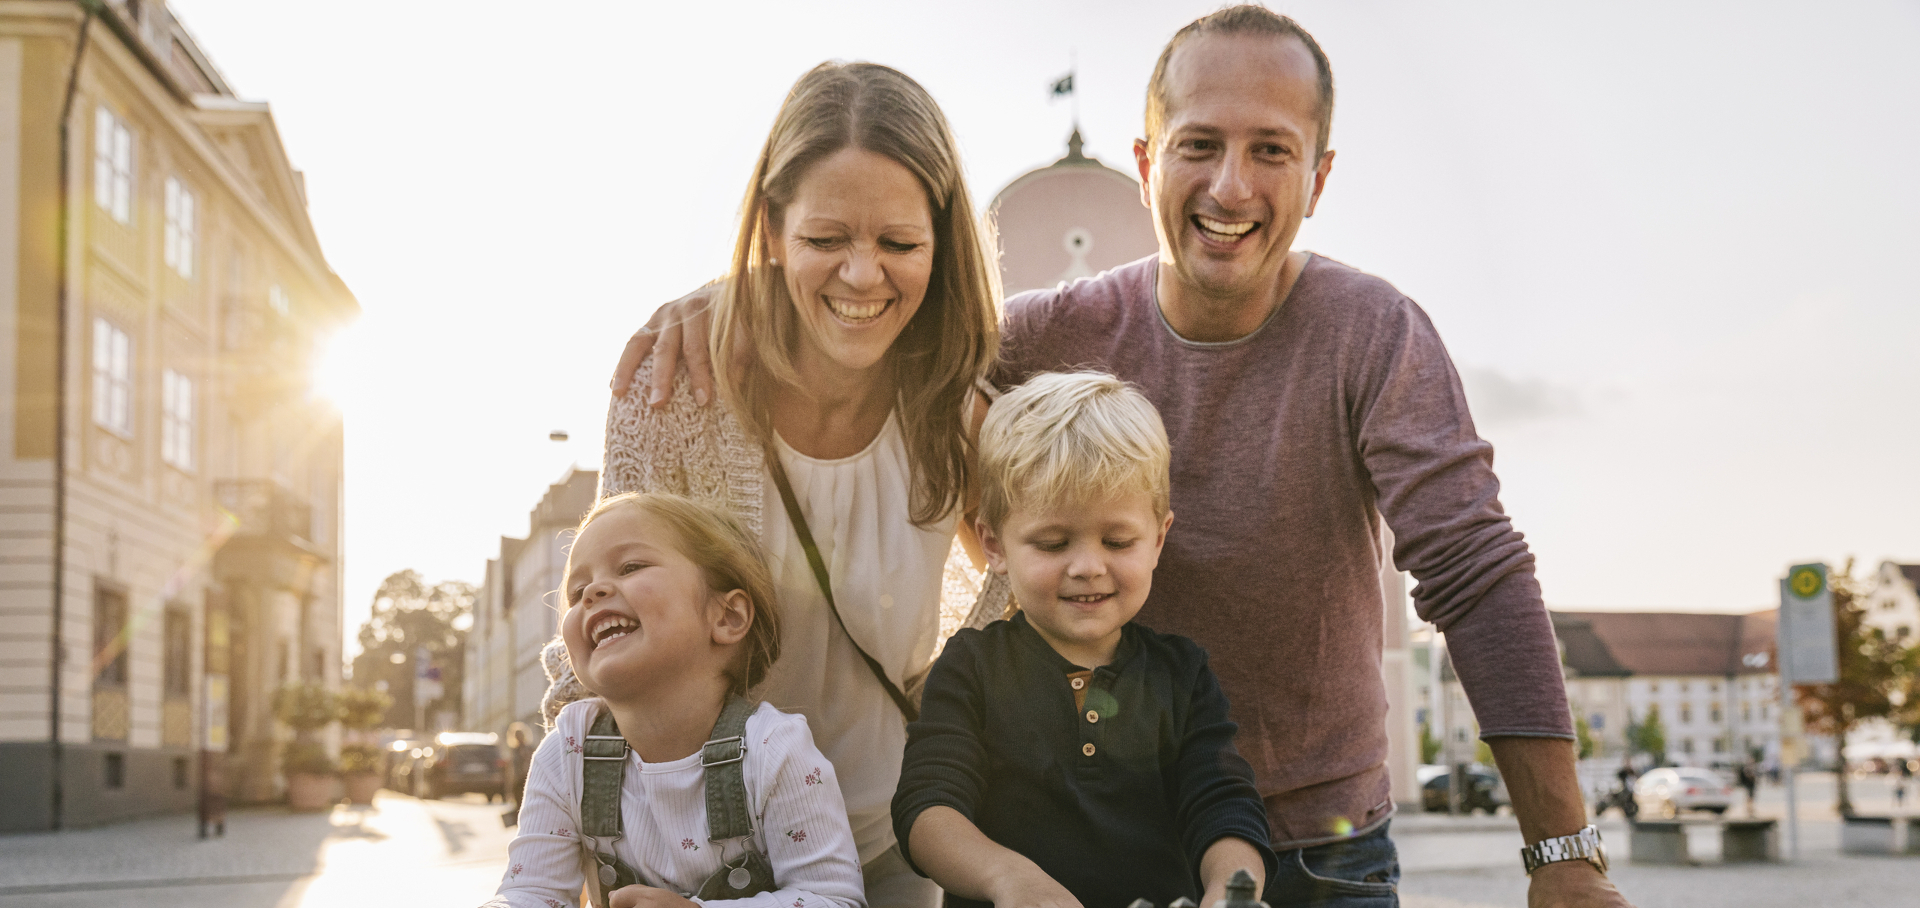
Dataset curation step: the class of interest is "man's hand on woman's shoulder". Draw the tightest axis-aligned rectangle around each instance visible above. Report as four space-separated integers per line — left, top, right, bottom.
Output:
612 283 720 408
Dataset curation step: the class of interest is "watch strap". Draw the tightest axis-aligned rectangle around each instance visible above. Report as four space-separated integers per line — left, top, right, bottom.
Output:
1521 824 1607 875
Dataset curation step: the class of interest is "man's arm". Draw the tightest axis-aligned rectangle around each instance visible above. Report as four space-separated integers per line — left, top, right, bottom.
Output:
1489 737 1631 908
611 284 718 407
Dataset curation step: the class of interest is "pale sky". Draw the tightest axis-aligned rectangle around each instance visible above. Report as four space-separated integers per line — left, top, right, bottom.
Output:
165 1 1920 657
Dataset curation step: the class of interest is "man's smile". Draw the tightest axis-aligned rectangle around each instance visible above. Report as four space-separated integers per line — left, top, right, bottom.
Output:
1192 214 1260 244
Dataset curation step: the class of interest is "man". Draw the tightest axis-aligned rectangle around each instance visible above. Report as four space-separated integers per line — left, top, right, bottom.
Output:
615 8 1630 907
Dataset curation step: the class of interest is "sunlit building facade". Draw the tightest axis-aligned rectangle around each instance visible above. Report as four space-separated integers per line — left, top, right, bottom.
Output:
464 469 598 744
0 1 356 830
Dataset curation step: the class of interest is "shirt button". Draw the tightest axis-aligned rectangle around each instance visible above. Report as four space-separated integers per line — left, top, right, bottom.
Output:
1085 710 1099 724
1082 743 1096 757
1070 678 1086 690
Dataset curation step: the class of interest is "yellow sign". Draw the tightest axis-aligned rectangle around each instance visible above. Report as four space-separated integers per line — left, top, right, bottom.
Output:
1789 566 1823 599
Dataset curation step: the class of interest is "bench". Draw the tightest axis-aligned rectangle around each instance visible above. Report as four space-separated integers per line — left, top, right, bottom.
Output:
1629 818 1778 865
1840 815 1920 855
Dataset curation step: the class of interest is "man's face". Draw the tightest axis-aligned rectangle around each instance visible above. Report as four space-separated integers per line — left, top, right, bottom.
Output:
1135 33 1333 303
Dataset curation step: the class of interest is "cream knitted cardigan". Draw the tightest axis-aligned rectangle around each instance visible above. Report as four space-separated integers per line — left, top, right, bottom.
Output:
540 358 1010 726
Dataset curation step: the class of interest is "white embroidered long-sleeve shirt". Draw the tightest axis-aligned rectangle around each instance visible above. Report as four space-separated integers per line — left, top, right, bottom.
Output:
488 699 865 908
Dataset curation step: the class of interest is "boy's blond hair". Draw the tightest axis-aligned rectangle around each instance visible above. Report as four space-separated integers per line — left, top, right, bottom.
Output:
565 492 782 696
977 371 1171 531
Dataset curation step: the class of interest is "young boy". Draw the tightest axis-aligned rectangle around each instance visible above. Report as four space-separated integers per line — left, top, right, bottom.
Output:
892 371 1275 908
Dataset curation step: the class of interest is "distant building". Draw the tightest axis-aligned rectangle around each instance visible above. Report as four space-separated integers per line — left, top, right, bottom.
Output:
464 469 598 743
1863 561 1920 642
0 1 356 830
990 130 1158 295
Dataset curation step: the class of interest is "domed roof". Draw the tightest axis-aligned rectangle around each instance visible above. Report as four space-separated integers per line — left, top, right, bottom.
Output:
990 130 1160 295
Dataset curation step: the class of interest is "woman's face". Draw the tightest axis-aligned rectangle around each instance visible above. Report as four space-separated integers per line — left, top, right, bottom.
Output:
775 147 935 379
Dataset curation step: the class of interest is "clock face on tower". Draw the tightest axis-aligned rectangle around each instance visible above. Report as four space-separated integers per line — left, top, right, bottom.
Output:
991 134 1158 295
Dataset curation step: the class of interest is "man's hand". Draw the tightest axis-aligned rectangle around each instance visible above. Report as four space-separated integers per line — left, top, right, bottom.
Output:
607 883 696 908
1527 860 1630 908
1489 737 1635 908
611 282 720 408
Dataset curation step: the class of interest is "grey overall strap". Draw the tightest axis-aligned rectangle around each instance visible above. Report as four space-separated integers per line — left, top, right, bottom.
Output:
580 708 630 838
702 695 757 841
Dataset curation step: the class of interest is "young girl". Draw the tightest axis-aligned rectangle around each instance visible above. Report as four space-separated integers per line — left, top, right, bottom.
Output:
487 492 866 908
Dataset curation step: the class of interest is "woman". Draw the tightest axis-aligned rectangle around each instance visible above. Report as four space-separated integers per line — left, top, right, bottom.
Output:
548 62 1000 907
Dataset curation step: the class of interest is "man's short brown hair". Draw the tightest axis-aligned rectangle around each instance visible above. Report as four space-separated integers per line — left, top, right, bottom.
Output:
1144 5 1335 158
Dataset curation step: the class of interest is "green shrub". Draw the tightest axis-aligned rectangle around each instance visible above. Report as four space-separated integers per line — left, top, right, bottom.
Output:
272 683 339 734
283 741 336 776
337 743 383 775
337 687 393 732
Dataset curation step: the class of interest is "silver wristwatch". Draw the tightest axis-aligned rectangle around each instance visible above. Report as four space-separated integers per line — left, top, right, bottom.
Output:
1520 824 1608 875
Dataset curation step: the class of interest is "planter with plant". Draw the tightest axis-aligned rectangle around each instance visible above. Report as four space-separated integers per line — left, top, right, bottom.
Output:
273 683 340 811
336 686 394 805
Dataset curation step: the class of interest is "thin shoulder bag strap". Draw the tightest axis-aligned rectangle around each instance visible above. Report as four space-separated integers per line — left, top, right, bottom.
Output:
767 455 920 722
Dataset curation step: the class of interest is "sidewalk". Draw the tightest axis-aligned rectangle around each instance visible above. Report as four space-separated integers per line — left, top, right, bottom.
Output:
0 792 512 907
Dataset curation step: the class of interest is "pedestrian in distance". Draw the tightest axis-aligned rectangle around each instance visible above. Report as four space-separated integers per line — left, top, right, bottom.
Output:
487 493 864 908
615 7 1633 906
1736 759 1758 818
893 372 1275 908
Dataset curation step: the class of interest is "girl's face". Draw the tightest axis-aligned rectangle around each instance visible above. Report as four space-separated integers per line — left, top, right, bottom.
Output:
560 505 742 702
774 147 935 380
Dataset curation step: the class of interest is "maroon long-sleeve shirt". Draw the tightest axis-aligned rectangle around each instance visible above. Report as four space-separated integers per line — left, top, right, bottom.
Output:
995 254 1573 848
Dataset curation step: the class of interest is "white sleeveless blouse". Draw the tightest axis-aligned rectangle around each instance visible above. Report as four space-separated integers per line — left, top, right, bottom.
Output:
757 412 954 865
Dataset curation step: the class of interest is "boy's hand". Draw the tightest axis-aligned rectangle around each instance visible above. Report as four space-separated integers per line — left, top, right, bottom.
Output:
983 866 1085 908
1197 837 1265 908
608 884 695 908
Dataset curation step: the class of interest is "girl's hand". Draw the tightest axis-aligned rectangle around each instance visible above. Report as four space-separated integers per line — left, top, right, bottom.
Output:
608 884 696 908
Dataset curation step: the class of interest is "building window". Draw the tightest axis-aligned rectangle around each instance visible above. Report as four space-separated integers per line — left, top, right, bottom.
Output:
1681 739 1695 755
92 318 132 436
94 106 133 224
163 607 191 697
1713 738 1726 753
161 370 194 469
1680 704 1692 724
269 283 290 316
164 177 196 278
104 752 125 789
1761 704 1771 721
173 757 190 790
94 587 129 687
1648 681 1660 694
1743 703 1752 722
1710 704 1723 723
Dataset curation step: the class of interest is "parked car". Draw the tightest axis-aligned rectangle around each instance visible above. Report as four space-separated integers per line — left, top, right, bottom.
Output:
417 732 507 801
1418 763 1510 814
1633 767 1733 818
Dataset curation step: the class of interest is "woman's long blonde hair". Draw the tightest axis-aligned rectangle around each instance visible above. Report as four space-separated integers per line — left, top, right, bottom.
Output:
711 61 1000 526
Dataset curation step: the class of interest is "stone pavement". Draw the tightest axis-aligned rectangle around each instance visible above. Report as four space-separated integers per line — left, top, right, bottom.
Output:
0 791 512 907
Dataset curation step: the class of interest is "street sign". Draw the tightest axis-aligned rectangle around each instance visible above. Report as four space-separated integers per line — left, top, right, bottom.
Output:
1778 563 1837 686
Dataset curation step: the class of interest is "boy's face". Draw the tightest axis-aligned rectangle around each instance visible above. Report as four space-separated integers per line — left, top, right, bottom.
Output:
979 489 1173 668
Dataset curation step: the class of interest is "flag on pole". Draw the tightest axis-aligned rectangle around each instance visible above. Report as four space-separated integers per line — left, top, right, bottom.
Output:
1050 73 1074 98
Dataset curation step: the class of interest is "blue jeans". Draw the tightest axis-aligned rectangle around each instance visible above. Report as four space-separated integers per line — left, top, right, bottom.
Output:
1264 821 1399 908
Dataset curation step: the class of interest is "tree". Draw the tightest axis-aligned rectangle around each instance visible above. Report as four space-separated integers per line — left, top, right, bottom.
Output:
1630 704 1667 766
1419 723 1442 764
348 570 475 731
1574 714 1596 760
1796 560 1906 815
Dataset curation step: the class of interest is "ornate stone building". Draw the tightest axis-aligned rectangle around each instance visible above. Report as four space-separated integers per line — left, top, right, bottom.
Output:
0 0 355 830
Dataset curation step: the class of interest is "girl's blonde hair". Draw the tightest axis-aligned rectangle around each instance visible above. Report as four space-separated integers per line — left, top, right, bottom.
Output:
711 61 1001 526
977 371 1172 532
566 492 781 695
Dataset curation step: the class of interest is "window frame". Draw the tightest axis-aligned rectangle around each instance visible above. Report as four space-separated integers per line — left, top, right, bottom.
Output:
93 106 134 225
160 368 194 470
163 176 196 278
94 585 130 688
91 318 133 437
